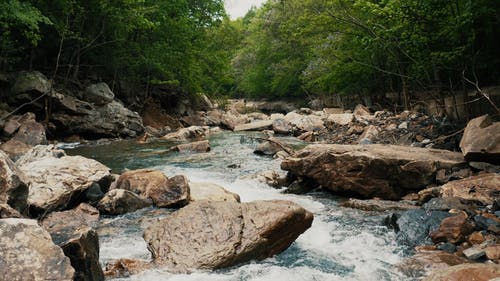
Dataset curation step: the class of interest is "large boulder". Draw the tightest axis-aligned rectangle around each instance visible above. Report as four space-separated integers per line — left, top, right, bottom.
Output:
84 83 115 105
326 113 354 126
189 182 240 202
460 115 500 165
50 93 144 138
41 204 103 281
423 263 500 281
438 173 500 205
10 71 51 106
272 118 293 134
0 218 75 280
254 137 293 156
115 169 190 208
281 144 465 199
0 151 28 214
143 200 313 272
97 189 153 215
18 147 112 215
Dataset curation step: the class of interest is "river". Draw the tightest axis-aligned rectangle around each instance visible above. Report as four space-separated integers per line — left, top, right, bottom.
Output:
67 131 412 281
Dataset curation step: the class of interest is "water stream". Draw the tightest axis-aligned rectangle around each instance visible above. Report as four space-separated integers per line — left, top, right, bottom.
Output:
67 131 412 281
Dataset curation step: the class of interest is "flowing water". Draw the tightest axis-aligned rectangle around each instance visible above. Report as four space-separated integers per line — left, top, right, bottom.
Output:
67 131 413 281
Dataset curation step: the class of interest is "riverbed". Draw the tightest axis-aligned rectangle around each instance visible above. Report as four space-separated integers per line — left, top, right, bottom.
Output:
68 131 412 281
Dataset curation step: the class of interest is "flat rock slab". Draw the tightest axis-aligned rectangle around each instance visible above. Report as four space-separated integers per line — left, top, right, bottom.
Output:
143 200 313 272
0 218 75 280
341 198 419 212
234 120 273 132
281 144 465 199
439 173 500 205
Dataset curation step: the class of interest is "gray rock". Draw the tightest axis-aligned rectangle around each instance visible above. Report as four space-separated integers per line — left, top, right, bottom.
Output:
460 115 500 165
395 209 452 247
463 247 486 260
50 93 144 138
18 150 112 215
84 82 115 105
0 218 75 280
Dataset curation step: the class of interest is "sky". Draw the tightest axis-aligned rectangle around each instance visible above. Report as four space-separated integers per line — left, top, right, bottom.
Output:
224 0 267 19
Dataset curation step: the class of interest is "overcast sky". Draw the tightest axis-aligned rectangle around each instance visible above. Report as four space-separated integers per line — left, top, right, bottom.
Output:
224 0 267 19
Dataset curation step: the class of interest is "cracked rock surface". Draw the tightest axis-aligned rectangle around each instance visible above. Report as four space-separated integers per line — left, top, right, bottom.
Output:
143 200 313 272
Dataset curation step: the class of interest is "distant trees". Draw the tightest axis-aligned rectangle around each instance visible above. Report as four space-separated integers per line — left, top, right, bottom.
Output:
231 0 500 107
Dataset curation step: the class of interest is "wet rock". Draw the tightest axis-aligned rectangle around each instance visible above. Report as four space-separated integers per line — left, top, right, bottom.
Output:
395 209 452 247
474 214 500 233
189 182 240 202
84 82 115 105
424 263 500 281
97 189 153 215
161 126 210 142
0 139 31 160
0 203 22 218
282 144 465 200
439 173 500 205
0 151 28 214
234 119 273 132
143 200 313 272
104 259 152 279
41 204 103 281
341 199 419 212
284 177 318 194
18 149 112 215
171 140 210 153
460 115 500 165
254 137 293 156
10 71 51 106
396 250 469 279
0 218 75 280
115 169 190 208
430 213 474 244
437 243 457 253
50 94 144 139
272 118 292 134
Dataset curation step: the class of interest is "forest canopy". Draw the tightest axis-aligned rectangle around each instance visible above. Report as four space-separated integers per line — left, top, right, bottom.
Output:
1 0 499 107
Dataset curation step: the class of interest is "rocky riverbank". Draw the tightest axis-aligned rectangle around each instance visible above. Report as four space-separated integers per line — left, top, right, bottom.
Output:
0 71 499 280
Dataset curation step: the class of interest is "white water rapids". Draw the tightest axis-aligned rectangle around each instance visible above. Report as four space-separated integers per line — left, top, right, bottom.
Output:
68 131 413 281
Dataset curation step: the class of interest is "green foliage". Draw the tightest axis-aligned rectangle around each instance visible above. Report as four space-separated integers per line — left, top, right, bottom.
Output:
230 0 500 102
